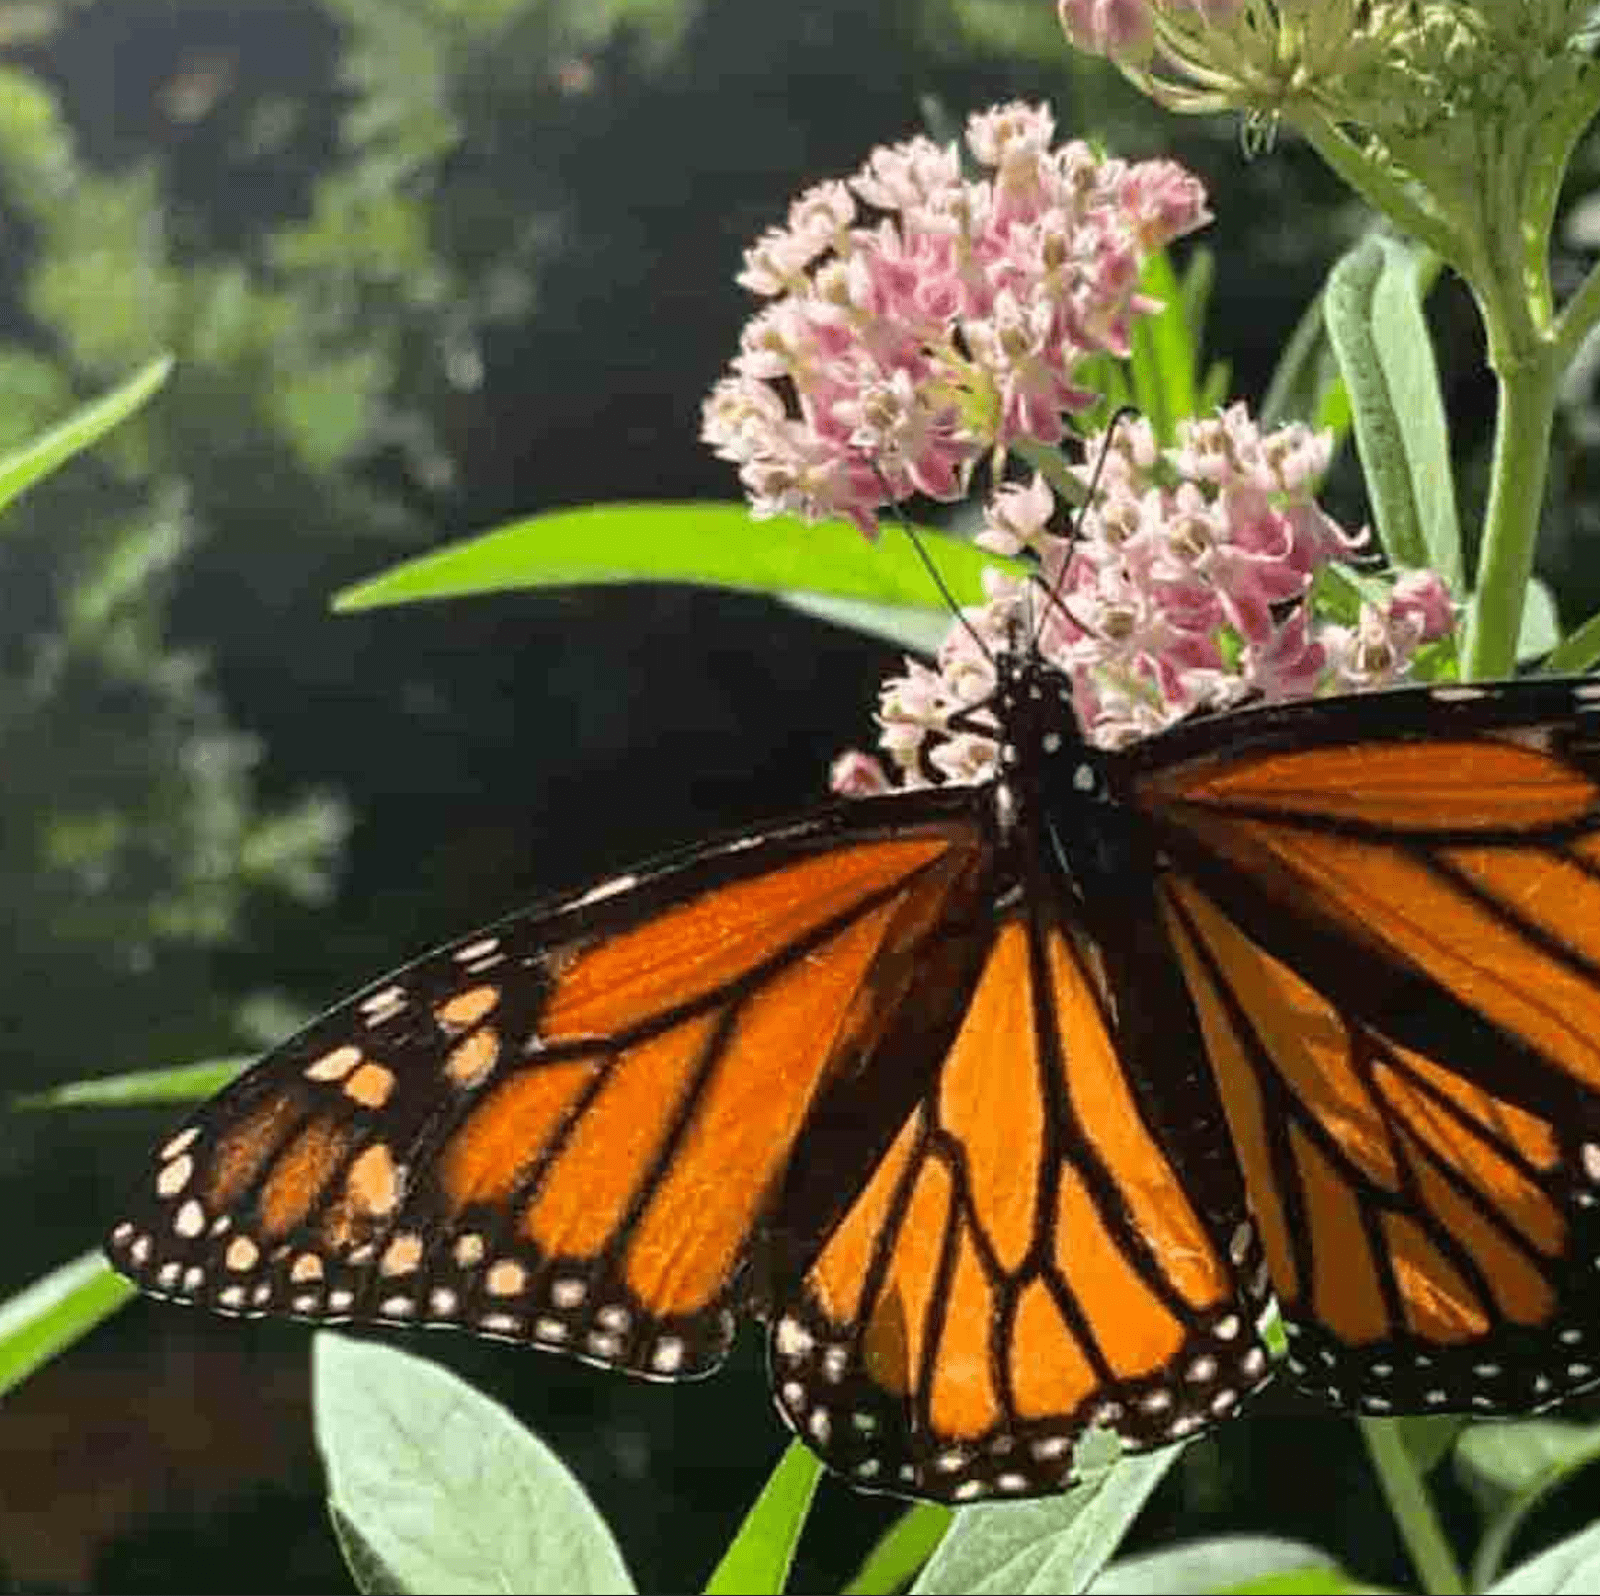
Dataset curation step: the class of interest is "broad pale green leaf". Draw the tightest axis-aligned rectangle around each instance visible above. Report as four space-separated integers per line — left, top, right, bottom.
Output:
1089 1535 1364 1594
329 1502 407 1596
0 353 173 519
13 1057 248 1109
334 502 1013 615
0 1250 135 1398
1456 1420 1600 1588
702 1442 821 1595
314 1333 635 1595
912 1448 1181 1595
844 1504 953 1595
1488 1518 1600 1593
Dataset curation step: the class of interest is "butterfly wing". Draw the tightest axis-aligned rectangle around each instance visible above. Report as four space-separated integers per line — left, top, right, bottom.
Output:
766 852 1273 1502
107 791 996 1380
1126 677 1600 1414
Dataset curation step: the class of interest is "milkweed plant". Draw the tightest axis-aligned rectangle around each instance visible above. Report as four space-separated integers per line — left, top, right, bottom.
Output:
8 3 1600 1594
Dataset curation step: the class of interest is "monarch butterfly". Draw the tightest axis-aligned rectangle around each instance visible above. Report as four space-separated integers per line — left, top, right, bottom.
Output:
106 646 1600 1503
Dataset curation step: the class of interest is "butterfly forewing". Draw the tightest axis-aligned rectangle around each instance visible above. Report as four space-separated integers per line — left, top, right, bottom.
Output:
1131 678 1600 1416
108 797 994 1381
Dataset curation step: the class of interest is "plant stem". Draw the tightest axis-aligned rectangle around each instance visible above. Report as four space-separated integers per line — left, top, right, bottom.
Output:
1358 1419 1465 1596
1554 252 1600 372
1296 113 1461 269
1461 339 1558 679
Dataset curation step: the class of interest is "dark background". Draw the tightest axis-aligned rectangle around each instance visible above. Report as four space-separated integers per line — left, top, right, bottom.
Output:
2 1 1598 1589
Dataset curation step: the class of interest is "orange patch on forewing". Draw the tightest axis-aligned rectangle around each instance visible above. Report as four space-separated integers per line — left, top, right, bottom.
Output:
1046 928 1233 1308
255 1118 352 1240
541 836 956 1039
523 1013 715 1256
206 1094 304 1210
1374 1062 1564 1256
1145 738 1598 831
1387 1043 1557 1171
927 1228 1000 1439
860 1158 951 1398
1053 1167 1184 1379
623 900 905 1316
1408 1149 1557 1326
1210 821 1600 1092
809 1112 921 1327
1382 1214 1491 1341
436 984 500 1031
1291 1126 1390 1345
439 1060 599 1207
1010 1278 1096 1421
1158 885 1399 1191
936 923 1041 1272
1162 886 1300 1306
444 1027 500 1089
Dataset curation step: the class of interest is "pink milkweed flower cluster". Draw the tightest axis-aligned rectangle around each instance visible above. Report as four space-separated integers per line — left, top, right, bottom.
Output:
834 408 1456 791
701 102 1210 537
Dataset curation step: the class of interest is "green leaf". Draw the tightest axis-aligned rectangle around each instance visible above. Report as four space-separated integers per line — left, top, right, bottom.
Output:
0 352 173 520
0 1250 135 1398
314 1333 635 1595
329 1502 407 1596
844 1504 953 1596
1324 237 1460 590
1126 248 1199 442
334 502 1017 615
778 592 951 653
12 1057 249 1109
1088 1534 1366 1594
1515 577 1560 662
1456 1420 1600 1588
703 1442 822 1595
1544 605 1600 674
1261 288 1344 443
1391 1417 1469 1481
911 1448 1182 1594
1488 1518 1600 1594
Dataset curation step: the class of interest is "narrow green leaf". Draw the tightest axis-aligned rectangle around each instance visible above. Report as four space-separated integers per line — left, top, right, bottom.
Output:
1515 578 1560 662
314 1333 635 1595
1261 289 1339 434
0 1251 135 1399
334 503 1017 614
12 1057 249 1109
844 1504 952 1596
1126 248 1200 441
0 353 174 519
703 1442 822 1595
1544 605 1600 674
1456 1420 1600 1588
778 592 951 653
1324 238 1460 588
1088 1534 1364 1594
1488 1518 1600 1594
912 1448 1181 1594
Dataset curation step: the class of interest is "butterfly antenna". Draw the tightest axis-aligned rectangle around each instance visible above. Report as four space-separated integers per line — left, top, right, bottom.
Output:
1030 404 1140 653
869 463 995 665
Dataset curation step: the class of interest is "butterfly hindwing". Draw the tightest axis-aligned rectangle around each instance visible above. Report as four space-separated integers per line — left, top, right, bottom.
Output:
767 890 1273 1503
1133 678 1600 1415
108 795 995 1380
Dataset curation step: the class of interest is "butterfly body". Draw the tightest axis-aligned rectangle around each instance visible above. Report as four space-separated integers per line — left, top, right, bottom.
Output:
109 664 1600 1501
